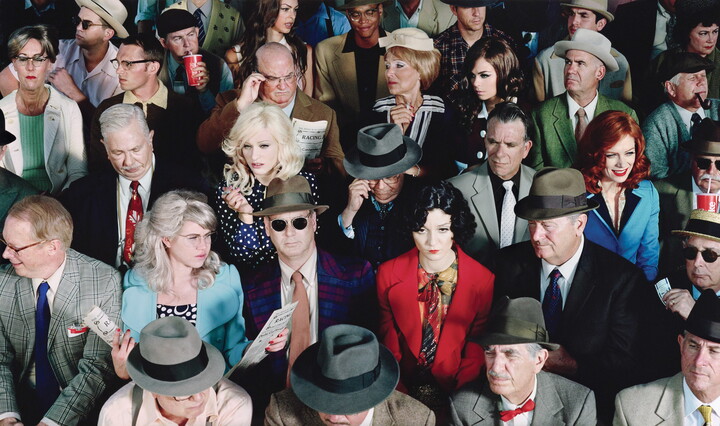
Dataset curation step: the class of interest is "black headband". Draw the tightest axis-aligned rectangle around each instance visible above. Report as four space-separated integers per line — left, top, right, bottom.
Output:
141 344 209 382
684 218 720 240
312 361 382 394
357 143 408 168
261 192 316 210
486 316 550 343
522 194 588 210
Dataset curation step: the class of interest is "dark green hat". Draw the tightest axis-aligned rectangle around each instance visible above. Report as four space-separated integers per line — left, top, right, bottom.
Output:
475 297 560 350
252 175 328 217
659 52 715 83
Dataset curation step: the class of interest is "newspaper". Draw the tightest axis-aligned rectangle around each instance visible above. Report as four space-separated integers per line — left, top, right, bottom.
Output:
83 306 119 346
293 118 327 159
224 301 298 378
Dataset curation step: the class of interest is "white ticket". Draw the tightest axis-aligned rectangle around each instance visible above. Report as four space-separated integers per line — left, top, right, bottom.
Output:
655 278 672 305
83 306 118 346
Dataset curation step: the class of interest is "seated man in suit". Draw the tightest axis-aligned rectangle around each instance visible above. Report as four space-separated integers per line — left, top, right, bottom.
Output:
450 297 596 425
238 175 377 417
0 112 37 232
198 42 345 178
644 52 719 180
266 324 435 425
655 118 720 276
448 102 536 263
0 195 121 425
492 167 646 421
615 290 720 426
61 104 204 270
88 32 203 174
529 29 637 169
382 0 456 37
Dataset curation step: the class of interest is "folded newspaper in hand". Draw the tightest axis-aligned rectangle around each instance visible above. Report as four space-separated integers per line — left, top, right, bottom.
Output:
293 118 327 159
83 305 118 346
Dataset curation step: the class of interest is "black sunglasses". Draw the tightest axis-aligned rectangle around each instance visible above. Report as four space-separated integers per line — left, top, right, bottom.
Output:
270 214 310 232
72 16 104 30
695 158 720 171
683 246 720 263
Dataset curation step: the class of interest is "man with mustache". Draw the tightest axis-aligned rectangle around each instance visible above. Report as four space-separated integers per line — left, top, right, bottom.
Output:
643 52 719 181
60 104 204 271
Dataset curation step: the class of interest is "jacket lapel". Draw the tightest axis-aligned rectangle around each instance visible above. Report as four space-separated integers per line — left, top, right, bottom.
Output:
532 372 564 425
551 96 576 165
372 398 398 426
387 253 422 358
472 380 501 424
48 252 80 350
513 166 534 243
43 102 62 170
655 373 684 425
16 275 36 373
472 164 499 246
561 243 596 327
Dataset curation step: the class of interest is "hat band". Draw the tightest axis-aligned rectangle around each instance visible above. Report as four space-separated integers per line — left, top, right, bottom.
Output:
684 218 720 239
687 317 720 343
90 0 112 16
313 361 381 394
358 143 407 168
261 192 316 211
141 344 209 382
523 194 588 210
488 316 550 343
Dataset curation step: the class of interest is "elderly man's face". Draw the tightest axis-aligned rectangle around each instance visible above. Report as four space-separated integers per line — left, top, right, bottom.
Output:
451 6 486 33
528 215 586 266
679 332 720 402
685 236 720 292
692 155 720 193
115 44 157 92
346 4 383 42
367 173 404 204
566 7 606 36
2 215 52 278
161 26 199 61
317 411 370 426
257 51 298 108
563 50 604 97
264 210 317 264
485 344 547 404
103 121 154 181
667 70 708 110
485 118 532 180
153 390 209 422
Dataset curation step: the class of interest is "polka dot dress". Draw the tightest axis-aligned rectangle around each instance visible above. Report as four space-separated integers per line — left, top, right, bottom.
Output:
156 303 198 325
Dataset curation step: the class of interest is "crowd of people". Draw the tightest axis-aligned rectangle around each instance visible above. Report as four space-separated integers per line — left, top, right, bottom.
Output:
1 0 720 424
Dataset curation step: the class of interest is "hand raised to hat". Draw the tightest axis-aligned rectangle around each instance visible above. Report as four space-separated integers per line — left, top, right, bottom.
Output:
341 179 371 229
222 186 254 224
236 72 265 112
111 328 135 380
543 345 578 377
663 289 695 320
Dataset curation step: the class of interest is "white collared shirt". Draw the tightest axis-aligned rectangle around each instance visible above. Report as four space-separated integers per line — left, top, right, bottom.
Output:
115 156 154 267
539 236 585 309
675 103 707 133
683 377 720 425
567 92 599 129
499 375 538 426
395 0 424 28
358 408 375 426
280 249 319 344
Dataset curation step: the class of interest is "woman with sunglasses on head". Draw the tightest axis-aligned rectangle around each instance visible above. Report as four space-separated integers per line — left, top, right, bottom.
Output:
225 0 313 96
111 190 288 379
0 25 86 195
376 181 493 420
576 110 660 281
216 102 319 271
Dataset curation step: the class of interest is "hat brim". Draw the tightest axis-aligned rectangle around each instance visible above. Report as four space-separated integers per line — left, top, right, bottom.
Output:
343 135 422 180
336 0 391 10
291 342 400 415
440 0 499 6
671 229 720 244
0 130 15 146
514 198 599 221
252 203 328 217
559 3 614 22
473 332 560 350
126 340 225 396
75 0 129 38
554 40 619 72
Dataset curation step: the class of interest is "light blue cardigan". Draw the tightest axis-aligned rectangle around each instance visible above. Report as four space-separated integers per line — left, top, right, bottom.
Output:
121 263 249 369
584 180 660 281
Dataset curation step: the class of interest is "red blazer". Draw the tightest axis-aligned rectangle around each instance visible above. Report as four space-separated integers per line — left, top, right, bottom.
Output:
376 246 494 392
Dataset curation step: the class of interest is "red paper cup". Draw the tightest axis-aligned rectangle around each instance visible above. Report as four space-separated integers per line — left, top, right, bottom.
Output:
182 54 202 86
697 193 719 212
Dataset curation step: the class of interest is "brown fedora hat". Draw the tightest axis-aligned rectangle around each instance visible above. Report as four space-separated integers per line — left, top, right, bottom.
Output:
683 118 720 156
475 297 559 350
252 175 328 217
515 168 598 220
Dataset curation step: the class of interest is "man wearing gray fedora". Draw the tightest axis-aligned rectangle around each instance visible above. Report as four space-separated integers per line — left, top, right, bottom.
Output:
449 297 596 425
265 324 435 425
97 316 252 424
492 167 646 421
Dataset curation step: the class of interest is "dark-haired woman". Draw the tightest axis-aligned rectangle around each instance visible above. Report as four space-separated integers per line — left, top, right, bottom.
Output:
376 181 494 415
576 110 659 281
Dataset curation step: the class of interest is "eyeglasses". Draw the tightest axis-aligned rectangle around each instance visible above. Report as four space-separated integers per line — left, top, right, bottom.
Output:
168 30 198 45
695 157 720 171
110 58 154 70
368 174 402 186
14 55 49 67
72 16 105 30
683 246 720 263
270 213 311 232
0 238 47 255
347 8 379 21
257 70 298 86
177 232 215 248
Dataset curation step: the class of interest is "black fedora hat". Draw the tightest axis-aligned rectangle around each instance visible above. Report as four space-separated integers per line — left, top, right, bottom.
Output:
515 168 598 220
475 297 560 350
290 324 399 415
658 52 715 83
0 110 16 146
344 124 422 180
252 175 328 217
685 289 720 344
683 118 720 156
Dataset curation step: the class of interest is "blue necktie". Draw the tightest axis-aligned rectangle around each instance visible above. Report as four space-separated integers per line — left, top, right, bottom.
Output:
542 269 563 339
193 9 206 46
35 281 59 412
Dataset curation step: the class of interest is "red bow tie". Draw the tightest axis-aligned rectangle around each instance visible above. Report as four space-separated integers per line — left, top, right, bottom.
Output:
499 399 535 422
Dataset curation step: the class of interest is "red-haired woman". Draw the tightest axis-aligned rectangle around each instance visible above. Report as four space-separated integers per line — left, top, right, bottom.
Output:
576 110 659 281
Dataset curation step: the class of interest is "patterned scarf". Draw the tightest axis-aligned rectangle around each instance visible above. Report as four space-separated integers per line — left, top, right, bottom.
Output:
417 258 458 369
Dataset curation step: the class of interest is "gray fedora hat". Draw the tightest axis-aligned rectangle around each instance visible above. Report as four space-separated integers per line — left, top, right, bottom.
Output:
554 28 619 72
344 124 422 180
126 317 225 396
515 168 598 220
0 110 16 146
75 0 129 38
559 0 614 22
252 175 328 217
291 324 400 415
475 297 560 350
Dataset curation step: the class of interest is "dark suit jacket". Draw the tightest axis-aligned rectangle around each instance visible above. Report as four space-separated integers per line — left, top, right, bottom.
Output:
60 160 207 267
0 169 38 232
654 172 693 277
492 240 646 418
449 371 597 425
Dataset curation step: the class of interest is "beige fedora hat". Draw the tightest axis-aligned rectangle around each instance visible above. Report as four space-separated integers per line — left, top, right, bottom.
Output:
75 0 129 38
560 0 614 22
554 28 619 72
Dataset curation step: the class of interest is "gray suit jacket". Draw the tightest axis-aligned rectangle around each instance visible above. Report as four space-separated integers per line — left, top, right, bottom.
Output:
614 373 684 425
265 389 436 425
381 0 456 37
449 371 597 425
0 249 122 425
447 162 535 262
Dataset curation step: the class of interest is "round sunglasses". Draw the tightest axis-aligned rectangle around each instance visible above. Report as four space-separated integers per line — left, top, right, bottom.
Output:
683 246 720 263
270 213 311 232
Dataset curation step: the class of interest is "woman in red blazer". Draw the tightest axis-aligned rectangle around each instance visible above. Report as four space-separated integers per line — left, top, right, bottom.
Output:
377 181 494 415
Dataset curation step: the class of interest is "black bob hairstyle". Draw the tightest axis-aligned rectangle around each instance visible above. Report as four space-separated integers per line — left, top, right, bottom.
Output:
407 181 477 247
